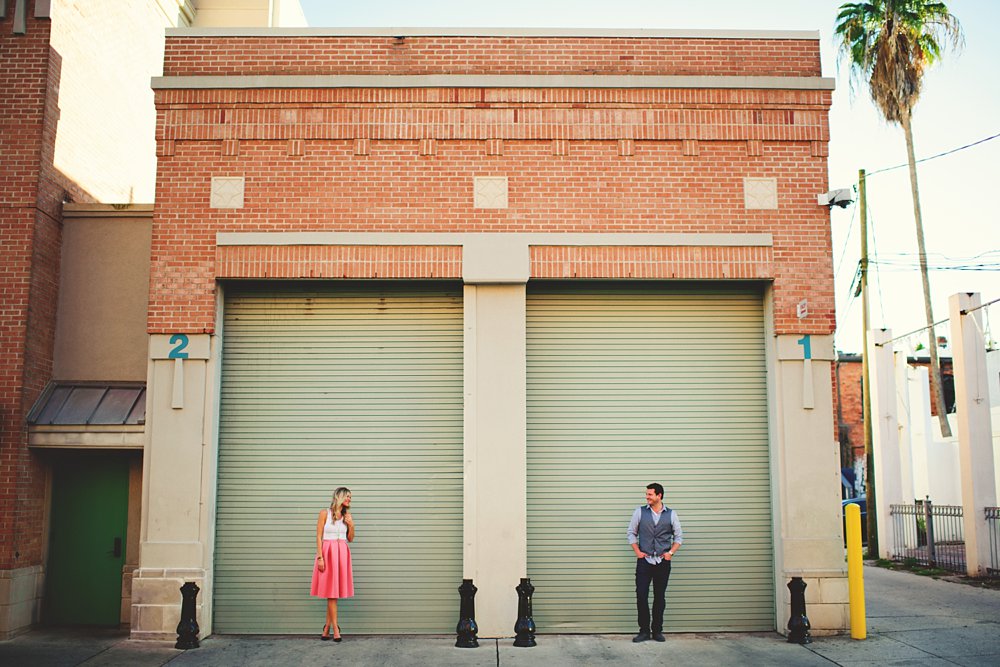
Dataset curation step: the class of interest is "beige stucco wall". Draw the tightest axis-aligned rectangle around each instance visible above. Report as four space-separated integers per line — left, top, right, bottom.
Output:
53 206 152 382
49 1 180 203
191 0 307 28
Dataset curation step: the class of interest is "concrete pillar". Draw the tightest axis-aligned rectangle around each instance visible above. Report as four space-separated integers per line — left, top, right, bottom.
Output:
131 334 216 639
463 283 527 637
772 333 847 635
895 350 915 504
869 329 903 559
949 293 996 576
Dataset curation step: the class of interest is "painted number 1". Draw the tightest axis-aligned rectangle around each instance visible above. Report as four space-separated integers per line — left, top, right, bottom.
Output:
797 334 812 360
168 334 190 359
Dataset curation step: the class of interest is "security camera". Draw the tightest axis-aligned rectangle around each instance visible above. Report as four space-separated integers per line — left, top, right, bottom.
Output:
817 188 854 208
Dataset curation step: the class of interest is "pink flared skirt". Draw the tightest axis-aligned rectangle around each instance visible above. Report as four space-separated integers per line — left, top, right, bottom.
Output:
310 539 354 599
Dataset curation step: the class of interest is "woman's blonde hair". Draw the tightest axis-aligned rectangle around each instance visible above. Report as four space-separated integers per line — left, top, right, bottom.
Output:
330 487 351 519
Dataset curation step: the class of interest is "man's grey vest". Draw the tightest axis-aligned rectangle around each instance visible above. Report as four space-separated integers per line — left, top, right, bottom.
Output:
637 504 674 556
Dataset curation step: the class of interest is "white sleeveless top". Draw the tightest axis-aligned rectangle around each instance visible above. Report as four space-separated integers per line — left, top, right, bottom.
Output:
323 509 348 541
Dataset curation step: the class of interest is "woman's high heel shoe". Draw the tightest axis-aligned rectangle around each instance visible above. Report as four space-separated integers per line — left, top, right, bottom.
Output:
321 624 331 641
333 625 342 642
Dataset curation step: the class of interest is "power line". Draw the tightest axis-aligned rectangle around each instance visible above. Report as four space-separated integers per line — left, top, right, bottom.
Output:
866 131 1000 176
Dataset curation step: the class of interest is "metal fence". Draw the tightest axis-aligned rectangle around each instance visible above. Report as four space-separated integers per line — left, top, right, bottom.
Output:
889 499 966 573
988 507 1000 576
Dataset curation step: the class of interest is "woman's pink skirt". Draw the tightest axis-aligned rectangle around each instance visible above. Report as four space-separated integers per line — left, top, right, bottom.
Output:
310 539 354 599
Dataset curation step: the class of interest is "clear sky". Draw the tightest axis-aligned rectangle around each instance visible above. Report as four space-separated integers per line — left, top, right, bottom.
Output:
298 1 1000 355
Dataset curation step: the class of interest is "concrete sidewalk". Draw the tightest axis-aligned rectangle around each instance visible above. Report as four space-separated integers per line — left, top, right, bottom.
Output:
3 565 999 666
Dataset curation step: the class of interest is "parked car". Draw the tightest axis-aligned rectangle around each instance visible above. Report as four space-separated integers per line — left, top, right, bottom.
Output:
842 496 867 546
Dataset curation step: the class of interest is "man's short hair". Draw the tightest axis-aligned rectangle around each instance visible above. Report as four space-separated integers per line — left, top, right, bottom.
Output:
646 483 664 498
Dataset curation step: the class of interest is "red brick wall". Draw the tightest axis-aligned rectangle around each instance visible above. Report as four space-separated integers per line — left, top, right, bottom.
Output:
162 35 822 77
151 35 835 341
0 6 56 569
836 360 864 461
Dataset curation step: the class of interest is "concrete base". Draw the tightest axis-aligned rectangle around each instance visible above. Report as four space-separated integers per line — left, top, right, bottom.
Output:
129 568 205 640
780 570 849 637
0 565 44 640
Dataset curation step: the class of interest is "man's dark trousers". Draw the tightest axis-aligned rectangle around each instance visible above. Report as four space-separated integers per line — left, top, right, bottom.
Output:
636 558 671 633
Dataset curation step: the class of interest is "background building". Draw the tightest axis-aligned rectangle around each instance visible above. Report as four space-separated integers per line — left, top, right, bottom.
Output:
0 0 305 639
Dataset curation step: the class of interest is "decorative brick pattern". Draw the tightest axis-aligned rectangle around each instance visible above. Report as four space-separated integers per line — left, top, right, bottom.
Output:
552 139 570 156
419 138 436 156
354 138 369 155
221 139 239 157
747 140 763 157
155 99 830 143
618 139 634 157
682 139 700 156
531 246 774 279
486 139 503 156
287 139 304 156
157 140 175 157
216 245 462 279
811 140 829 157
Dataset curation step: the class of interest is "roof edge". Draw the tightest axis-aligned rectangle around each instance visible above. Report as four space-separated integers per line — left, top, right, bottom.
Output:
165 27 821 40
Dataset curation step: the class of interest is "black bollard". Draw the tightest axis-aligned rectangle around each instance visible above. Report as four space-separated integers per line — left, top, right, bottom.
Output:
455 578 480 648
513 577 537 647
175 581 201 650
786 577 812 644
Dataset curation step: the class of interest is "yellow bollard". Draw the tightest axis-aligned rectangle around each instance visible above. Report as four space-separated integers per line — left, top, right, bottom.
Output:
846 502 866 639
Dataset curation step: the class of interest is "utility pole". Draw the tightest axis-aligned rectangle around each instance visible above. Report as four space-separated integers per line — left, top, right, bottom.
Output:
857 168 878 557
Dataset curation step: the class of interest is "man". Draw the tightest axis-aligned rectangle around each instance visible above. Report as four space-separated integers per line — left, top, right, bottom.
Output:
627 482 683 643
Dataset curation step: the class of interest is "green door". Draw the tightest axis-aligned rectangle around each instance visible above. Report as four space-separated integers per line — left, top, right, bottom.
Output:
526 283 773 632
45 454 129 625
215 283 464 633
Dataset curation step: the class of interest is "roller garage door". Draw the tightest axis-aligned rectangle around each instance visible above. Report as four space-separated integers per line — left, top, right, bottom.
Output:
526 283 773 632
214 283 463 633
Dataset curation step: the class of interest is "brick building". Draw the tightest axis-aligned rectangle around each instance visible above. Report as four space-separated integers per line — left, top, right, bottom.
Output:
131 27 847 638
2 13 849 640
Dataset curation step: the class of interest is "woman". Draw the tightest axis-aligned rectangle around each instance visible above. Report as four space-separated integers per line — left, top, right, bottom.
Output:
310 487 355 641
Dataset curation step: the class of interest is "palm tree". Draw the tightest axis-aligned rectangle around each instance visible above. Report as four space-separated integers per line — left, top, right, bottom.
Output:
836 0 962 554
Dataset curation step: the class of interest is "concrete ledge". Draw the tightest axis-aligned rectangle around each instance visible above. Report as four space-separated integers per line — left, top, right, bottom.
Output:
153 74 835 91
216 231 775 248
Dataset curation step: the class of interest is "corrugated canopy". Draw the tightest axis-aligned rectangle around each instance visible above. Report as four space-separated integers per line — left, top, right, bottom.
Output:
28 382 146 426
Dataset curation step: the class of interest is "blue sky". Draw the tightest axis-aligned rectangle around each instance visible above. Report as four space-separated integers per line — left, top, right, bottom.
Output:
298 1 1000 354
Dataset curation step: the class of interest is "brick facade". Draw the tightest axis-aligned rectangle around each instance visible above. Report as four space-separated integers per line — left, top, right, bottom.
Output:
150 33 835 336
162 35 821 77
0 5 56 572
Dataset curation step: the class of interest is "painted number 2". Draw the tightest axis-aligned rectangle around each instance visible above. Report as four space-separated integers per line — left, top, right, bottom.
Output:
168 334 190 359
797 334 812 360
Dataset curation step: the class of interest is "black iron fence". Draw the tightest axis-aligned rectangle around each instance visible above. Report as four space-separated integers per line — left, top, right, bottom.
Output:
987 507 1000 576
889 499 966 573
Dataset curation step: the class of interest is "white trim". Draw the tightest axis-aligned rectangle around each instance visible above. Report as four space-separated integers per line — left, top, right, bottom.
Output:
216 231 774 247
165 27 820 40
152 74 835 91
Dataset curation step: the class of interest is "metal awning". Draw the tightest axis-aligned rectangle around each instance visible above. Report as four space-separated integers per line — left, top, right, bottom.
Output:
27 382 146 426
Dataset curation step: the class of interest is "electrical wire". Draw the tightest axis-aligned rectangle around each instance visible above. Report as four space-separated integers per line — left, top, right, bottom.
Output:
866 131 1000 177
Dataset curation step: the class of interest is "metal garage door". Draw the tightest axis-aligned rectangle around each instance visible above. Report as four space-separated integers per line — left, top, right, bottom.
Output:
526 283 773 632
214 283 463 633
